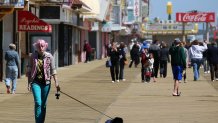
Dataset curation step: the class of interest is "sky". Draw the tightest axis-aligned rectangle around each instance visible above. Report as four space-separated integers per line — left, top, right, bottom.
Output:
150 0 218 21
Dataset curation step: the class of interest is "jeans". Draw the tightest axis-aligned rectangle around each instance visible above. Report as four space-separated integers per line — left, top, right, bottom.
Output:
5 66 18 92
191 58 203 80
203 58 210 72
32 82 51 123
209 63 218 80
160 60 168 77
119 63 124 80
153 60 160 78
110 62 119 81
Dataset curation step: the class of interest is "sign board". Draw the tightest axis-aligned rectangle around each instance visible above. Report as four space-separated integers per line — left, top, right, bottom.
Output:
18 11 52 32
145 23 194 31
133 0 139 17
176 12 215 22
0 0 24 8
102 22 111 32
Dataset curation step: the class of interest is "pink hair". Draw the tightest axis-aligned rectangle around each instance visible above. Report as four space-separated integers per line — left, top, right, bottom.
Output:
33 39 48 50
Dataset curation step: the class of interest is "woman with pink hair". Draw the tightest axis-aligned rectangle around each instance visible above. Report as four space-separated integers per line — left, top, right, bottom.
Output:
26 39 60 123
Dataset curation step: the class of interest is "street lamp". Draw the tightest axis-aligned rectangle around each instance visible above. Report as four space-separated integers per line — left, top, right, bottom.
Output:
194 23 198 32
167 1 172 20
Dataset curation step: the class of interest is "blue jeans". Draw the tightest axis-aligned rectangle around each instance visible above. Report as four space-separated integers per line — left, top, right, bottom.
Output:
5 66 18 92
32 82 51 123
203 57 210 72
191 58 203 80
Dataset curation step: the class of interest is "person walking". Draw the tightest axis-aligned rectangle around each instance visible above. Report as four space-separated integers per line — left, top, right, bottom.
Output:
159 42 170 78
140 42 156 83
207 41 218 81
180 41 189 83
149 39 160 78
26 39 60 123
108 42 120 83
141 44 150 82
202 40 210 73
129 43 140 68
83 40 92 63
118 42 127 81
169 38 186 96
4 43 19 94
188 40 207 81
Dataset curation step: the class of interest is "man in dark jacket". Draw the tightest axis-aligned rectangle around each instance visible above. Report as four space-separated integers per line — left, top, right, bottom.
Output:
149 39 160 78
207 41 218 81
129 43 140 68
160 42 170 78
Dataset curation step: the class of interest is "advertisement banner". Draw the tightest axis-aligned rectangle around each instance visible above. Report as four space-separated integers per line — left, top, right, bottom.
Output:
18 11 52 32
176 12 215 22
134 0 140 17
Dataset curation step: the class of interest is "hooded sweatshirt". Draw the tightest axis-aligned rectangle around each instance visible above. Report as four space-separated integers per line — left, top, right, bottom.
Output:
188 43 207 60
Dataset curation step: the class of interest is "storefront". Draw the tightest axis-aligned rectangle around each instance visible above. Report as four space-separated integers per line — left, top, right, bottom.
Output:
0 21 2 81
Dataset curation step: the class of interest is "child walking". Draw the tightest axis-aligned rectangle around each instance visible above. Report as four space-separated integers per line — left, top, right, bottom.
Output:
141 45 156 83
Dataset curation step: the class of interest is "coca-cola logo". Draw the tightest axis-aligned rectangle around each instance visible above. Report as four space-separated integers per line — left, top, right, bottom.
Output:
183 13 207 22
176 12 215 22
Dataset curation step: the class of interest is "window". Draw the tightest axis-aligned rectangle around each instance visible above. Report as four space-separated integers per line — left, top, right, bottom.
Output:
39 6 60 19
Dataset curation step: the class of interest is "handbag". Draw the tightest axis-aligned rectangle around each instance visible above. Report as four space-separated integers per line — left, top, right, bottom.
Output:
106 60 112 67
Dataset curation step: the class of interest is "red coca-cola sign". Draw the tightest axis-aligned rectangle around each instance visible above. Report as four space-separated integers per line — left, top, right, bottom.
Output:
18 11 52 32
176 12 215 22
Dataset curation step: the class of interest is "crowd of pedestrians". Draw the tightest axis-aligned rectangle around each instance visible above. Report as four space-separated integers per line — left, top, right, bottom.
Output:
106 38 217 97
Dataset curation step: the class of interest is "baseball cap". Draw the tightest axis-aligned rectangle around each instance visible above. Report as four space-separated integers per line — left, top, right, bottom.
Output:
174 38 181 43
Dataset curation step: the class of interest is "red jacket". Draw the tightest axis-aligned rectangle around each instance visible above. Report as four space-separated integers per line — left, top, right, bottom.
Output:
84 43 92 53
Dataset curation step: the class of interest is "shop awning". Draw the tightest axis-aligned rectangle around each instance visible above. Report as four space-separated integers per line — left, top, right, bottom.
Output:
18 11 52 32
97 0 110 21
71 0 92 12
80 0 100 19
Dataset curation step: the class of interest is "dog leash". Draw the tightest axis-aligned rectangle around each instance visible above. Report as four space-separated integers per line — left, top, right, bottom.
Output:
59 90 113 119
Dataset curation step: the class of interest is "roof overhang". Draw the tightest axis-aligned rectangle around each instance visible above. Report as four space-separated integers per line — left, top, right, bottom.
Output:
71 0 92 13
80 0 100 20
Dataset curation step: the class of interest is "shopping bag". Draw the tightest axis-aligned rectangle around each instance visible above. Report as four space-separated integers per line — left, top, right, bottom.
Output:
106 60 112 67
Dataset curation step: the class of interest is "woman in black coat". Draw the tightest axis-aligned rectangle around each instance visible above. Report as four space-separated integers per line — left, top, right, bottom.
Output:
108 43 120 83
207 41 218 81
119 42 127 81
129 43 140 68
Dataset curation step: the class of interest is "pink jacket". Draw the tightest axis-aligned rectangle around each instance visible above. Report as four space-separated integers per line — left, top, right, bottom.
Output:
27 52 56 84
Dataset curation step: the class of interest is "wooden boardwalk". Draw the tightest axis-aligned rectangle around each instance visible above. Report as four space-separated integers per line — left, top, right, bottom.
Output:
0 59 218 123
